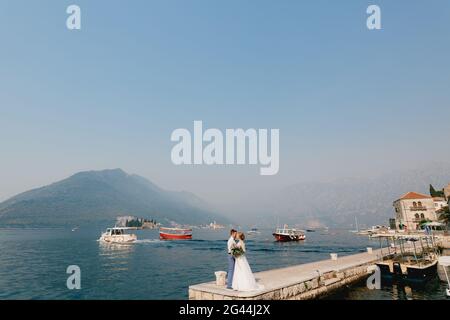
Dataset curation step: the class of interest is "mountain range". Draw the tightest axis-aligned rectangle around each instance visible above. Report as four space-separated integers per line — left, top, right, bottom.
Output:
227 162 450 228
1 163 449 228
0 169 228 227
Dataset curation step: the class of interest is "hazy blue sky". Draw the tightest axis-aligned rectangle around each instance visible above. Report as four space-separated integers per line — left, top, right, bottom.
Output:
1 1 450 207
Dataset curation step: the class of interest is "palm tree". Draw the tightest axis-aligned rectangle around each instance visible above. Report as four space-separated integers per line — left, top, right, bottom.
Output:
437 205 450 227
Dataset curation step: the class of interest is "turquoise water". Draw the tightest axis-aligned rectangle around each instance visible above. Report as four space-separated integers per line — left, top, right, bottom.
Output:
0 228 447 300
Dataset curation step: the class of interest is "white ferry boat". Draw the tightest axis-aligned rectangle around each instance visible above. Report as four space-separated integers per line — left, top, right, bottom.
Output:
99 227 137 244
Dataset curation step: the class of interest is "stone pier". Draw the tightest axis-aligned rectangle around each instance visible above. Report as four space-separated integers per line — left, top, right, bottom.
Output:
189 249 386 300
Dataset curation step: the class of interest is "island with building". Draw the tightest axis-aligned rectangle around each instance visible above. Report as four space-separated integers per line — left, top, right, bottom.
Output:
115 216 159 229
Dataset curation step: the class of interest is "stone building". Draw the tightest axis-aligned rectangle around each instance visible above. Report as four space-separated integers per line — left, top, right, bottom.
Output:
393 192 438 231
433 197 448 211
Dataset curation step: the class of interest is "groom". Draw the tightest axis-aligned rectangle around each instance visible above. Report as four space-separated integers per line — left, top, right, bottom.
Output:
226 229 238 289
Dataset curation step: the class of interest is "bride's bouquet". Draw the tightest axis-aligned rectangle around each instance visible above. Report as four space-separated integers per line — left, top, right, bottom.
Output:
231 245 245 258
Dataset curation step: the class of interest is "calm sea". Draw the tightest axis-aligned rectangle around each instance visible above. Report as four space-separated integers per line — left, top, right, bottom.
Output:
0 228 447 300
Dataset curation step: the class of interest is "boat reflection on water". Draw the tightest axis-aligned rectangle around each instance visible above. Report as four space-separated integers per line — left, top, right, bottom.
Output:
98 241 136 272
98 241 136 252
326 274 446 300
381 275 442 300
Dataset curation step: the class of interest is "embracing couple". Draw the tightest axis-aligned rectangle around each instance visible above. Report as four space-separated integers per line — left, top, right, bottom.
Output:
226 229 263 291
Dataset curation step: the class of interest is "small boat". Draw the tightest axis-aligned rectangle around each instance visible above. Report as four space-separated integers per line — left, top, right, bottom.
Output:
273 225 305 242
99 227 137 244
373 234 439 283
358 225 390 236
159 227 192 240
209 221 225 230
349 217 360 233
306 229 316 233
247 228 260 235
376 259 438 283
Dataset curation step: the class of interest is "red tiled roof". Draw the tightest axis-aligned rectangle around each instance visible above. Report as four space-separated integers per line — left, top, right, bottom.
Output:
397 191 432 201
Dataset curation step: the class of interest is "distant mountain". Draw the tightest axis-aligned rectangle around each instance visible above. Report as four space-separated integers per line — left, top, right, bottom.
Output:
0 169 229 227
233 162 450 228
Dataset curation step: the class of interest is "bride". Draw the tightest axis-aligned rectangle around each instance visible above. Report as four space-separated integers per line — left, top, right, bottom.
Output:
232 232 263 291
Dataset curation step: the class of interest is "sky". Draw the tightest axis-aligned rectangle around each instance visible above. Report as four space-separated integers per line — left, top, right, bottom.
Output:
1 0 450 209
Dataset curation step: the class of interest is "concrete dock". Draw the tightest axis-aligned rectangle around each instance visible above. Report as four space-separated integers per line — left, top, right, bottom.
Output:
189 249 386 300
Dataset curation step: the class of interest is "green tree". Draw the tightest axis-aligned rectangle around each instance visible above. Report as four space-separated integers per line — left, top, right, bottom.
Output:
438 206 450 225
430 184 436 196
429 184 445 197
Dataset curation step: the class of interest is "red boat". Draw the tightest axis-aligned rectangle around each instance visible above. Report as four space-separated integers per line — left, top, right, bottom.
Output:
159 227 192 240
273 225 306 242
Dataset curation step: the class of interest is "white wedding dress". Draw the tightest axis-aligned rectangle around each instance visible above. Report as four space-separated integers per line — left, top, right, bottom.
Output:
231 241 263 292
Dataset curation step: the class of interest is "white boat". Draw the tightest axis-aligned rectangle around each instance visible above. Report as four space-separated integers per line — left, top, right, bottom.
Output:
358 225 390 236
99 227 137 244
247 228 260 235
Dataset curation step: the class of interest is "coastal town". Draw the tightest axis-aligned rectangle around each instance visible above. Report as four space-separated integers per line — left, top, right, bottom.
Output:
389 183 450 232
189 182 450 300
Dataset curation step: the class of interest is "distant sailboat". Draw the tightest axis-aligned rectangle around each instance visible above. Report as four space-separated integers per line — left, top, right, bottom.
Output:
349 217 359 233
